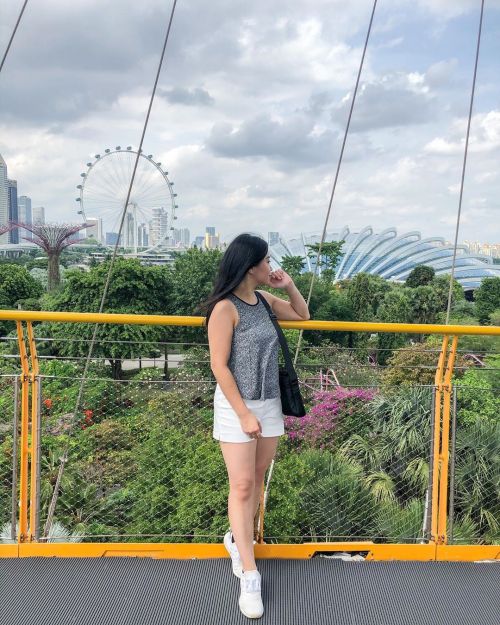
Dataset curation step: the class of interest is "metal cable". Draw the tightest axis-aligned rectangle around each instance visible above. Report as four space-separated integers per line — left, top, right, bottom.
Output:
43 0 179 537
0 0 28 74
445 0 485 325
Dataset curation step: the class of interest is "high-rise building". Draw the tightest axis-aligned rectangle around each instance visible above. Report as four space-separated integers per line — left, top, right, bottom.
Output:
106 232 120 246
0 154 9 244
138 222 148 247
8 180 19 244
18 195 32 242
205 226 216 236
149 208 169 247
193 235 205 248
172 227 190 246
85 217 102 243
32 206 45 225
204 232 220 249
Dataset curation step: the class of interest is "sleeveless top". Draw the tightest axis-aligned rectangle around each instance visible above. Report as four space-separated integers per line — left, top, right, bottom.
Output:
225 291 280 400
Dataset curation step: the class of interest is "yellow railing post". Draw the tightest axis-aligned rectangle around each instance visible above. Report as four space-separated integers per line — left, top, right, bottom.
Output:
437 335 459 544
15 321 30 543
26 322 40 542
430 335 448 543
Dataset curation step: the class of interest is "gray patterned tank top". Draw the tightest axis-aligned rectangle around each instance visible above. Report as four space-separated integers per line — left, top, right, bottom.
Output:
225 291 280 400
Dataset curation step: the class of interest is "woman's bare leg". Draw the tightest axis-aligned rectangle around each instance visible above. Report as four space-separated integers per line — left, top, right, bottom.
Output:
219 440 258 572
253 436 280 518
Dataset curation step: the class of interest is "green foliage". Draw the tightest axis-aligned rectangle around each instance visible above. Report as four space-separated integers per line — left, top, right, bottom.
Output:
406 265 435 288
0 263 43 305
474 277 500 324
454 356 500 425
264 450 315 541
300 449 377 540
376 498 426 543
452 416 500 543
279 255 305 279
381 336 468 388
345 273 392 322
304 241 344 282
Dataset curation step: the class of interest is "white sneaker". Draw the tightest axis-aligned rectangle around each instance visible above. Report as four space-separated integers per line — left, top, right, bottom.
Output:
239 569 264 619
223 530 257 579
223 530 243 578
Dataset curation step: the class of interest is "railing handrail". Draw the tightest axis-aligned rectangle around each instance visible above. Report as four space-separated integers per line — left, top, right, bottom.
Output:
1 309 499 336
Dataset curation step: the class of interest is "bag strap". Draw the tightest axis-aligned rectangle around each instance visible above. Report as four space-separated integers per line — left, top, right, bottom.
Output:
255 291 298 382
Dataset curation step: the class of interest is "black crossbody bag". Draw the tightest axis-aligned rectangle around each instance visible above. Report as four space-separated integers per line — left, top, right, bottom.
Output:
256 291 307 418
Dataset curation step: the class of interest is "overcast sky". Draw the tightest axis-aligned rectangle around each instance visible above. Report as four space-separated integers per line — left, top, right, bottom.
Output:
1 0 499 245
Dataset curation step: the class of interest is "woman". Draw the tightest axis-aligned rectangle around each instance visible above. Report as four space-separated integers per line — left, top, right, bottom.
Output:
198 233 310 619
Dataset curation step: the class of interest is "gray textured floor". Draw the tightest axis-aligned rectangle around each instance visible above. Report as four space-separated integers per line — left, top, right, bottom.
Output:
1 557 499 624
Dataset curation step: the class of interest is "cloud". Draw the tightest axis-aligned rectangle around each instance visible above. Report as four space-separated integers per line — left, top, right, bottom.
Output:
1 0 500 246
206 113 338 167
424 110 500 155
159 87 215 106
331 74 437 132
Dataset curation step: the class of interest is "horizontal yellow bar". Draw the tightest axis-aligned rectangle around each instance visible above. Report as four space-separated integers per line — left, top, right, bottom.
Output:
0 310 498 336
3 542 498 562
435 545 500 561
5 541 439 561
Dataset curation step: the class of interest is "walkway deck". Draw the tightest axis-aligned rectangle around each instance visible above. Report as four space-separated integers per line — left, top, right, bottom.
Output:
1 557 499 624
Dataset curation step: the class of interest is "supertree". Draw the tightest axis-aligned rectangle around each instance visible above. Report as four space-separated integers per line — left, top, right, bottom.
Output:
8 221 91 291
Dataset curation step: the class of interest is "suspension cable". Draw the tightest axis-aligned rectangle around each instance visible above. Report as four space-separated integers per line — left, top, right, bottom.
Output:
0 0 28 74
445 0 484 325
43 0 179 538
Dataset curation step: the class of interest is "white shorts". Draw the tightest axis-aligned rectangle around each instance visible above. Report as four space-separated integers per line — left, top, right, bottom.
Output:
212 383 285 443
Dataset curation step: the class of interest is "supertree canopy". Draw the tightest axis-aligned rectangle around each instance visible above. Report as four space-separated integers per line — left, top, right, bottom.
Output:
8 221 91 291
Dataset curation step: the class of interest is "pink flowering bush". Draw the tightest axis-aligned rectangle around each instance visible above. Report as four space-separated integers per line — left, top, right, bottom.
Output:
284 387 377 451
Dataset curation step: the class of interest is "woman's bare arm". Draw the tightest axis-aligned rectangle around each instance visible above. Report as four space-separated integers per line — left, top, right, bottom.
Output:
207 300 253 421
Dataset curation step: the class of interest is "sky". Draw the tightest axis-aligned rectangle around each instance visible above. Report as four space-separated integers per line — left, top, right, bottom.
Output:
1 0 500 246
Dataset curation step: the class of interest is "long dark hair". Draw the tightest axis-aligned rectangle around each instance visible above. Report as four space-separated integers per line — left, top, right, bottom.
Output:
196 233 268 327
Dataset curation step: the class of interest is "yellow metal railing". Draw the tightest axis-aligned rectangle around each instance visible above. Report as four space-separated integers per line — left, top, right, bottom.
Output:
1 310 499 561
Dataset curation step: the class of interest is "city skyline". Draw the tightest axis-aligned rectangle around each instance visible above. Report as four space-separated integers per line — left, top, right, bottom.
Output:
1 1 500 245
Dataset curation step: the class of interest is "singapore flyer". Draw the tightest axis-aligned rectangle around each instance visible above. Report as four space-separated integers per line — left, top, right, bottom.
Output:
76 146 178 255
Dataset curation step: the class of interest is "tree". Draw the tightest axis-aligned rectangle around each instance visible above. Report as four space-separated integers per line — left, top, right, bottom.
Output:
279 255 305 279
345 273 392 322
376 288 413 365
406 265 435 287
474 277 500 324
38 258 173 380
0 264 44 335
304 241 344 282
431 274 465 310
9 221 89 291
406 285 443 337
0 263 44 305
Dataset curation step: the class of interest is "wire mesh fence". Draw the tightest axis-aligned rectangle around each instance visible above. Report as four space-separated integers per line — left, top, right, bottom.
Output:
0 375 19 542
449 385 500 545
0 335 497 547
30 362 437 545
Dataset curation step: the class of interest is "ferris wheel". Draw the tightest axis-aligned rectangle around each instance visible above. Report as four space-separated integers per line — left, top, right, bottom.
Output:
75 146 178 254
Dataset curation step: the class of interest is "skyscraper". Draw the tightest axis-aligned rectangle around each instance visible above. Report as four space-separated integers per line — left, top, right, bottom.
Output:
172 227 190 246
32 206 45 225
18 195 33 242
85 217 103 243
7 179 19 244
0 154 9 244
149 208 169 246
